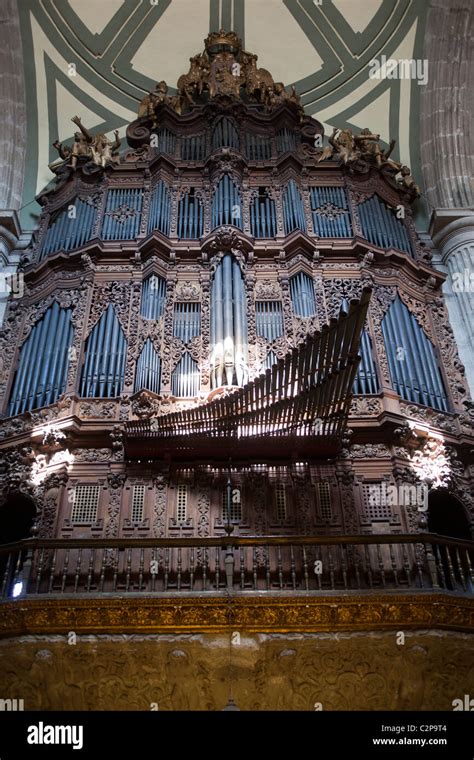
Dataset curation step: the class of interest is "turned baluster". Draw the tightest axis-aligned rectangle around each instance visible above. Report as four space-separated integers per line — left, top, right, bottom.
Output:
302 545 309 591
138 547 145 592
376 544 385 588
401 543 411 588
177 546 182 591
1 554 11 598
48 549 57 593
86 548 95 592
388 543 398 587
74 548 82 593
290 545 296 590
190 547 195 591
61 549 70 593
164 547 170 592
364 544 373 588
112 548 119 592
125 547 132 592
277 546 283 589
98 549 106 593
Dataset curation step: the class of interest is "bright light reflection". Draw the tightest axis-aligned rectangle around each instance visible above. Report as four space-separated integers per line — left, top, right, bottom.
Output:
12 581 23 598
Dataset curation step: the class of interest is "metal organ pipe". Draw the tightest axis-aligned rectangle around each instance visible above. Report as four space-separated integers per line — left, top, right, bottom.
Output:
232 258 247 387
100 303 115 397
352 330 379 394
210 254 248 388
212 175 242 230
310 187 352 238
359 195 413 256
141 275 166 320
383 302 412 401
148 181 171 235
135 339 161 394
181 134 205 161
223 254 234 386
40 198 98 260
178 190 203 239
89 307 107 396
8 303 73 415
290 272 316 317
212 263 224 387
47 308 73 406
391 298 420 403
26 305 54 411
212 118 239 150
106 306 121 397
37 305 63 407
172 353 199 397
82 312 97 398
250 190 277 238
396 298 427 406
80 305 126 397
382 297 448 411
283 180 306 234
399 298 447 410
101 188 143 240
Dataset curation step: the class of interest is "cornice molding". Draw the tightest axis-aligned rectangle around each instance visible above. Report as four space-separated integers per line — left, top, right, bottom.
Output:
1 593 473 637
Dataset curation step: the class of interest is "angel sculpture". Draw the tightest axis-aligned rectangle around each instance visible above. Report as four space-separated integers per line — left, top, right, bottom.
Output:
70 115 121 168
317 127 359 164
398 166 421 199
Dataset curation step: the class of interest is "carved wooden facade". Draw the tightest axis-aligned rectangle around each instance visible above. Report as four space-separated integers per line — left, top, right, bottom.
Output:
0 32 473 550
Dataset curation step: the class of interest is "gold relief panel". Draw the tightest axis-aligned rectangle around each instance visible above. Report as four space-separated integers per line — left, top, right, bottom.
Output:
1 594 474 637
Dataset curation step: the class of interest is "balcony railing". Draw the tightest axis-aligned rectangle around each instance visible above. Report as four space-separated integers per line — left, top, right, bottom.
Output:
1 533 473 598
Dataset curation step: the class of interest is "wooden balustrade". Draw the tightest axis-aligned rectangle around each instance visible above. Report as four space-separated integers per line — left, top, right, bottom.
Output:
1 533 472 598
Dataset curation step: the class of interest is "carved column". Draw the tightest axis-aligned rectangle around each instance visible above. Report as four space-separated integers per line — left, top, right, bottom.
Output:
430 212 474 394
36 471 68 538
105 473 126 538
0 212 30 326
152 475 168 538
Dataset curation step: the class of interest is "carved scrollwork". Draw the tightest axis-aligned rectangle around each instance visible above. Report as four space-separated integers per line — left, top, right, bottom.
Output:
350 443 391 458
105 473 126 538
350 397 382 416
175 281 202 301
78 401 117 419
152 475 168 539
399 403 458 434
254 280 281 300
73 448 111 462
86 281 132 335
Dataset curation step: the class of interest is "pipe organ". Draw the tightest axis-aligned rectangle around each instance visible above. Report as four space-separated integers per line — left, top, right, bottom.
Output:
1 28 471 558
79 305 126 398
210 254 248 387
7 302 73 415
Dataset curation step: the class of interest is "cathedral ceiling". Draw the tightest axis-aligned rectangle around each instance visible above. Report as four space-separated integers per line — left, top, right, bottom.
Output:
18 0 427 226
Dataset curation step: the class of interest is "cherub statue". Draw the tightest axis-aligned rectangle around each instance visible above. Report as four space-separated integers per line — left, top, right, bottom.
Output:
138 81 171 121
177 55 208 105
70 115 120 168
270 81 291 106
353 128 385 167
49 139 73 176
67 116 95 168
317 127 358 164
90 130 121 167
353 128 402 172
266 82 303 120
52 139 71 162
398 165 421 199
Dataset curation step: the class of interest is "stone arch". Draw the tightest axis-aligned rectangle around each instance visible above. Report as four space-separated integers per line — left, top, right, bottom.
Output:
427 488 471 539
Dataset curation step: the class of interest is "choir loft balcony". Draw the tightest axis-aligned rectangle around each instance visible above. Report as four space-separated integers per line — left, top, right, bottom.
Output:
2 532 473 601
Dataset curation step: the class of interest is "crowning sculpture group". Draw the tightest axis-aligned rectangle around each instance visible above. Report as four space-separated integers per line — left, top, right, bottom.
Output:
48 29 420 202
